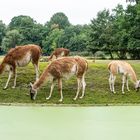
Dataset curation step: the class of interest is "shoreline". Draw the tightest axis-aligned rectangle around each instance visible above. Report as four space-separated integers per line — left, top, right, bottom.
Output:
0 102 140 107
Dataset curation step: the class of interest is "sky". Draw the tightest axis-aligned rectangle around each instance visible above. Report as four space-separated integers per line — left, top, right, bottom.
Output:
0 0 128 25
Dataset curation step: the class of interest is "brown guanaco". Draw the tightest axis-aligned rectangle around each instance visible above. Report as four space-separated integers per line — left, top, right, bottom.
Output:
30 56 88 102
0 44 41 89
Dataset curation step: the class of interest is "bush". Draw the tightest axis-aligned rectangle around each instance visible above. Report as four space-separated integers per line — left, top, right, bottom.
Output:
70 51 93 56
95 51 106 59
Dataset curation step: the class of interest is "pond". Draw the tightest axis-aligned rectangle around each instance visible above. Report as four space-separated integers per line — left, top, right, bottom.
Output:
0 106 140 140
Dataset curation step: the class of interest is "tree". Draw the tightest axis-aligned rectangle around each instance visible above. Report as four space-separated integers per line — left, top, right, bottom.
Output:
88 4 140 59
45 12 70 31
42 28 64 55
8 15 45 46
88 9 115 58
1 30 23 51
58 25 89 52
126 0 140 4
0 20 6 46
111 4 129 59
126 4 140 59
29 23 47 46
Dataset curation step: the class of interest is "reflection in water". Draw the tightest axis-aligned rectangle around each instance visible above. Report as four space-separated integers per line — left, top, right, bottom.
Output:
0 106 140 140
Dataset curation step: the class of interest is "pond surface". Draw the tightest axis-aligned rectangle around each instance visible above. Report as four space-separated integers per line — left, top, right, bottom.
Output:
0 106 140 140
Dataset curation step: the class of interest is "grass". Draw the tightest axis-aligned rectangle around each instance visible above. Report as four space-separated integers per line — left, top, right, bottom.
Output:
0 58 140 105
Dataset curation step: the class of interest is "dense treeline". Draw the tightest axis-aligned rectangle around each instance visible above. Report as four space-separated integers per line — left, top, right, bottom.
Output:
89 3 140 59
0 1 140 59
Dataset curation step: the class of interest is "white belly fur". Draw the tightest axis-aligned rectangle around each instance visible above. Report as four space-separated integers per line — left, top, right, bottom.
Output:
16 52 31 67
118 66 125 74
63 64 77 79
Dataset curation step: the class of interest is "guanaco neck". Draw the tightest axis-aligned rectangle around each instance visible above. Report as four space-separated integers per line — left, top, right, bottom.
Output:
129 69 138 84
48 53 54 61
33 69 49 89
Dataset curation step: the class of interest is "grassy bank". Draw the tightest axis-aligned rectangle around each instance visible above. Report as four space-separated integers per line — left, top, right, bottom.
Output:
0 58 140 105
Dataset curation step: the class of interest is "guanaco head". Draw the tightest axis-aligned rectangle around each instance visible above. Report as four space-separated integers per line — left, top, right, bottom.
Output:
29 83 37 100
135 80 140 92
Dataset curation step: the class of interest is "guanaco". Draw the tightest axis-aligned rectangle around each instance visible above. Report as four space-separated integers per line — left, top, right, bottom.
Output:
0 44 41 89
108 60 140 93
30 56 88 102
48 48 70 61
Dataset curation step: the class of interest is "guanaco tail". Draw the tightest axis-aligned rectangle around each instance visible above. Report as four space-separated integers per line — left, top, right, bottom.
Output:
30 56 88 102
108 60 140 94
0 44 42 89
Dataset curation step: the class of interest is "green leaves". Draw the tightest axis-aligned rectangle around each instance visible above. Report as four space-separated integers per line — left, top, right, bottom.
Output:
0 4 140 59
1 30 23 51
42 28 64 54
88 3 140 59
46 12 70 30
0 20 6 46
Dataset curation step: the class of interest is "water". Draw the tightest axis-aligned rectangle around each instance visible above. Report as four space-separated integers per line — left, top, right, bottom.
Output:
0 106 140 140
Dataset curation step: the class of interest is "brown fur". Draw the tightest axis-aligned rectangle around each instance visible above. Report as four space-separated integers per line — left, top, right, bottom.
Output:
108 60 140 93
0 44 41 69
48 48 70 61
34 57 88 88
0 44 42 89
108 61 137 82
4 44 41 66
0 63 5 74
31 56 88 101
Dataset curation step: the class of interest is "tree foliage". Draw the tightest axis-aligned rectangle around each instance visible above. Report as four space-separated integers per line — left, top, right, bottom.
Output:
58 25 89 52
42 28 64 54
1 30 23 51
0 3 140 59
8 15 45 46
46 12 70 30
126 0 140 4
0 20 6 46
88 3 140 59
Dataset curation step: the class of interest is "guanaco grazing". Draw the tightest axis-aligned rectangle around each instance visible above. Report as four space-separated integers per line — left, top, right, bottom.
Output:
48 48 70 61
30 56 88 102
0 44 41 89
108 60 140 93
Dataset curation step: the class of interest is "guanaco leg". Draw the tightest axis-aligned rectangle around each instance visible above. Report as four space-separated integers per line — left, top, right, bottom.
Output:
12 69 17 89
73 78 82 100
109 73 116 93
46 79 55 100
4 70 13 89
79 74 86 99
58 78 63 102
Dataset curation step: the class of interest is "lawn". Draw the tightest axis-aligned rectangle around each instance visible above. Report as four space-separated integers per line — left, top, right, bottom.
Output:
0 57 140 105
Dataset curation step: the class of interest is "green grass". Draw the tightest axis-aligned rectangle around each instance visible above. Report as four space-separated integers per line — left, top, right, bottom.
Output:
0 59 140 105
